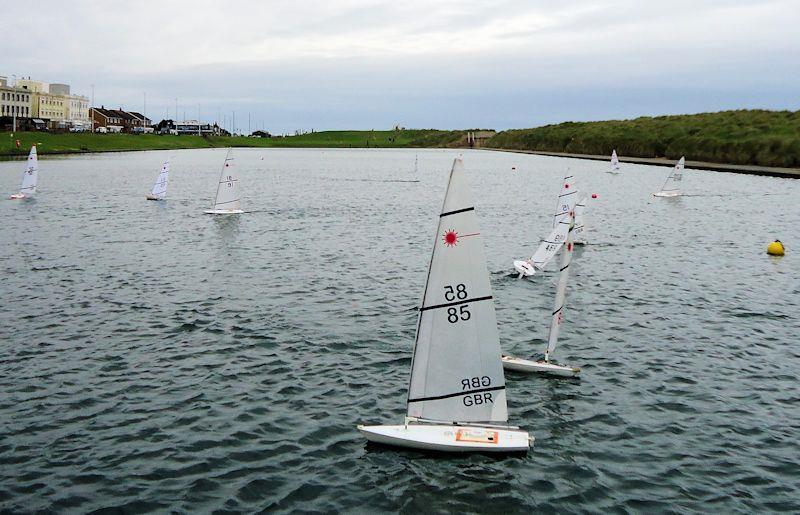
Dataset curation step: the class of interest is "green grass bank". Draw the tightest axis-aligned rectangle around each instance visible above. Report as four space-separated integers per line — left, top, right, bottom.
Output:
0 129 468 157
488 110 800 168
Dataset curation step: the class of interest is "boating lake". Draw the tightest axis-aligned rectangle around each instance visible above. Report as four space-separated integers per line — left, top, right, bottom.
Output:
1 148 798 513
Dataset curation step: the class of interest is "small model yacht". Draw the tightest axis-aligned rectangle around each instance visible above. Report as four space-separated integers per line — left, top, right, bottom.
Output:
146 161 169 201
513 173 578 277
503 212 580 377
9 146 38 200
358 157 531 452
205 149 243 214
653 157 685 197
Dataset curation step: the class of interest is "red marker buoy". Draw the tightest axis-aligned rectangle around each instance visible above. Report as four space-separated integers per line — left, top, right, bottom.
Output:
591 193 598 199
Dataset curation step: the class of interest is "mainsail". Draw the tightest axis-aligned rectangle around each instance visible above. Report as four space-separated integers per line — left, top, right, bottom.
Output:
545 212 575 361
610 150 620 173
407 157 507 423
552 174 577 228
150 161 169 199
657 156 685 195
19 146 38 196
573 196 588 244
211 149 240 211
523 174 578 272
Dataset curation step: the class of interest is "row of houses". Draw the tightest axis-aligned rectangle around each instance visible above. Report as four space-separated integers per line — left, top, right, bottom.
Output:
90 107 152 133
0 76 90 130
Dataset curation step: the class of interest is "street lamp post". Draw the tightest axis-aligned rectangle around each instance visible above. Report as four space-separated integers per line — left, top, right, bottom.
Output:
11 74 17 133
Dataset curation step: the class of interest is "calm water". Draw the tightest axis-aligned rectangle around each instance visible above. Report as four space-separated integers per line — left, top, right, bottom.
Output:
1 148 798 513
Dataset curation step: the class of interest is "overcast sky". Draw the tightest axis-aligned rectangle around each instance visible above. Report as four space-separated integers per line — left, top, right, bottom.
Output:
2 0 798 133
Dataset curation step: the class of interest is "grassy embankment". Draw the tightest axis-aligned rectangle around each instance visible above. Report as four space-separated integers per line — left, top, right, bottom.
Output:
0 129 468 157
488 110 800 168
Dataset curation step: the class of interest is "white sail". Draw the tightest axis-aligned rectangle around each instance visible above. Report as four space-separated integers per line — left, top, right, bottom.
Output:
573 196 588 244
150 161 169 199
657 156 684 196
552 173 577 228
522 174 578 272
407 157 507 423
528 217 571 271
610 150 620 173
545 213 575 361
19 146 38 195
211 149 241 211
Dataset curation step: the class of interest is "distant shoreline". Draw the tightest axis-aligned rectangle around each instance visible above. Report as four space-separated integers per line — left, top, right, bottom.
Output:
484 148 800 179
0 130 467 159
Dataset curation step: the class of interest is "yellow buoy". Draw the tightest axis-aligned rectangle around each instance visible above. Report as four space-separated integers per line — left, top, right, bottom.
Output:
767 240 785 256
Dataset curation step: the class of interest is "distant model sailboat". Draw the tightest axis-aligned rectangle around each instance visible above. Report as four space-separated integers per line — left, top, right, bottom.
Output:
513 173 578 277
503 212 580 377
146 161 169 201
9 146 38 200
358 157 531 453
205 149 243 214
653 156 685 197
608 149 621 174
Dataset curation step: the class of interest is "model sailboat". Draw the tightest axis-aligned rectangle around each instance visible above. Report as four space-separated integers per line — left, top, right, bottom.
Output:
503 212 580 377
9 146 38 200
205 149 243 214
146 161 169 201
513 173 578 277
653 156 685 197
358 157 531 452
608 149 620 174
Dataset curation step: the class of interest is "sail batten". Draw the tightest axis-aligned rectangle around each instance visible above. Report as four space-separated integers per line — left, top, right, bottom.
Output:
407 157 507 423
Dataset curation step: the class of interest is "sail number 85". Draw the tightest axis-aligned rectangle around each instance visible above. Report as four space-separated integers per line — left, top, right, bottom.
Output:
444 284 468 301
444 284 470 323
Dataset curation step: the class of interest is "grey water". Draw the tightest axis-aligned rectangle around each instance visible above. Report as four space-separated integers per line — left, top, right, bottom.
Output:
1 148 798 513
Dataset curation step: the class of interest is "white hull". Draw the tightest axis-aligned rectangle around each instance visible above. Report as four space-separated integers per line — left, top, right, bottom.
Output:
653 191 681 198
358 423 531 453
204 209 244 214
9 193 30 200
502 355 580 377
513 260 536 277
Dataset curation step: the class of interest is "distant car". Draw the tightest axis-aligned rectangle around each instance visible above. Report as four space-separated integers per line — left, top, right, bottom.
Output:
95 127 108 134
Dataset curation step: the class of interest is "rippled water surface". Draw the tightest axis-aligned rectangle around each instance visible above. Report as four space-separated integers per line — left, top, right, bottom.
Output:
1 148 799 513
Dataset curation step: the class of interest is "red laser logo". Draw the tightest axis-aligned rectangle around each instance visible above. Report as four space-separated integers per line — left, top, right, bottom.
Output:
443 230 459 247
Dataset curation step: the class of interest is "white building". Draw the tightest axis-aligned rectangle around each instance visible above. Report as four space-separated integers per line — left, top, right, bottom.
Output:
0 76 33 129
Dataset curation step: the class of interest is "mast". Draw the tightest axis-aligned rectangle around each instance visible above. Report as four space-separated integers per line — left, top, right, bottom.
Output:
545 211 575 362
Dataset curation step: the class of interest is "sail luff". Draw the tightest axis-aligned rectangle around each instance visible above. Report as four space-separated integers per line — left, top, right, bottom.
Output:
545 212 575 361
407 157 508 423
19 146 38 194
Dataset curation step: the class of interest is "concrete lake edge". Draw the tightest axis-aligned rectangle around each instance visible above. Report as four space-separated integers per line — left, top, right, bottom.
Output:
484 148 800 179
